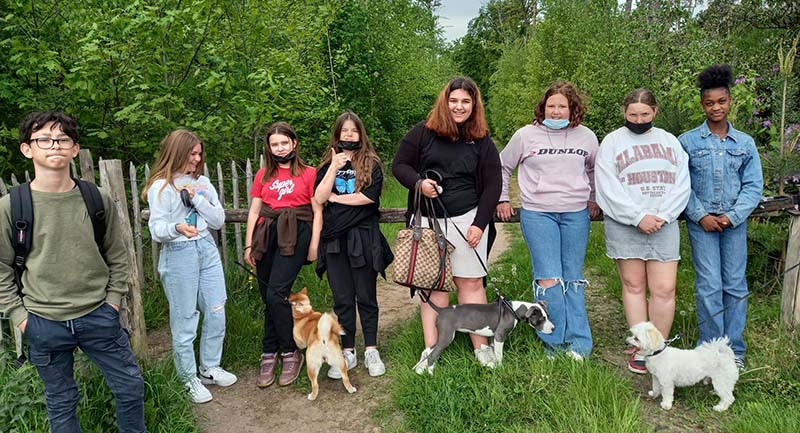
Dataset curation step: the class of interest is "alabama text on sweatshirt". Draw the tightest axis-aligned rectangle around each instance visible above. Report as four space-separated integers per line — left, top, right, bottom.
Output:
595 126 690 227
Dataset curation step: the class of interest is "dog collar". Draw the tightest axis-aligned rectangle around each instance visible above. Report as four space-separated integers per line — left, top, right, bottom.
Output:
646 334 681 358
646 344 668 358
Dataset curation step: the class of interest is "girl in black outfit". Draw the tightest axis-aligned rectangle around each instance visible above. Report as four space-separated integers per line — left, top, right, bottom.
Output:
314 112 394 378
392 76 502 371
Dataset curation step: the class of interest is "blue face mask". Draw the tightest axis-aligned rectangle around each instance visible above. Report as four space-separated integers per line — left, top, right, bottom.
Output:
543 118 570 130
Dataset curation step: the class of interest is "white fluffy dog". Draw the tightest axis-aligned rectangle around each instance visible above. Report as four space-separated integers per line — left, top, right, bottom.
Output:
629 321 739 412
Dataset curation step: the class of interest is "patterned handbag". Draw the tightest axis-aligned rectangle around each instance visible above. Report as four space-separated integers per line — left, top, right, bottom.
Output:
392 183 456 292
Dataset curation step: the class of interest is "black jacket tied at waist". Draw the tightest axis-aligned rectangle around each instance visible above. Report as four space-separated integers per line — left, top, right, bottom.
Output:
315 224 394 279
251 204 314 261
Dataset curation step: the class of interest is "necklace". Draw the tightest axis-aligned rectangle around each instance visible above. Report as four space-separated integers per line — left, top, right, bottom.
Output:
544 124 569 149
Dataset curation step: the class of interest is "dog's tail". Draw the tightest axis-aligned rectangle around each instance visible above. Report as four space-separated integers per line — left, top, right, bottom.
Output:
702 337 737 368
318 313 344 346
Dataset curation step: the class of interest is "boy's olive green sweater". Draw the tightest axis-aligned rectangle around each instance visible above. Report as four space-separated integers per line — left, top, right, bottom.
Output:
0 187 129 328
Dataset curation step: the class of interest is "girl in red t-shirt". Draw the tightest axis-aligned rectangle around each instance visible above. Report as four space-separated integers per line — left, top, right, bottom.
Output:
244 122 321 388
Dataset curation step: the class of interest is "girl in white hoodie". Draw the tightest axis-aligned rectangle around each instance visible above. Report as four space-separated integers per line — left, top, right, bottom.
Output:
594 89 690 374
144 129 237 402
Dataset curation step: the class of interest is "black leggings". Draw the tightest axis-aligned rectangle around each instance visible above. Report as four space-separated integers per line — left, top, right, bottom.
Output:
324 238 379 349
256 221 310 354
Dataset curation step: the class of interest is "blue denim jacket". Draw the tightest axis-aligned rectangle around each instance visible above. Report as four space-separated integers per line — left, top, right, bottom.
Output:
678 121 763 227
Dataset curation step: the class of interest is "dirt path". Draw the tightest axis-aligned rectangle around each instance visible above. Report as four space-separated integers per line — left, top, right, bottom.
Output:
193 226 512 433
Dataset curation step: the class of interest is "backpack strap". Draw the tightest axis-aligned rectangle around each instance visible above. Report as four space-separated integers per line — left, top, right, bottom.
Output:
75 179 107 253
9 182 33 295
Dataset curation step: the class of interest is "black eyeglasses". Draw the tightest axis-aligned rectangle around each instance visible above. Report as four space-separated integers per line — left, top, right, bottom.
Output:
31 137 75 150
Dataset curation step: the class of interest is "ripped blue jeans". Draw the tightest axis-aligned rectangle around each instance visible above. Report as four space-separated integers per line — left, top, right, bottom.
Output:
520 208 593 356
158 237 228 380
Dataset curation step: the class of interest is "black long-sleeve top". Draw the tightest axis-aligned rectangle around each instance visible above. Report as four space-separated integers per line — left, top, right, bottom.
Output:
392 121 502 229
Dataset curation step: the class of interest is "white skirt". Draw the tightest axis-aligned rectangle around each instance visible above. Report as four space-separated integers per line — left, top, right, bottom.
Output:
416 207 488 278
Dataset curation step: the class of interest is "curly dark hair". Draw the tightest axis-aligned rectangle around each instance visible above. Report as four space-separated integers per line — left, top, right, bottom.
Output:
697 64 734 96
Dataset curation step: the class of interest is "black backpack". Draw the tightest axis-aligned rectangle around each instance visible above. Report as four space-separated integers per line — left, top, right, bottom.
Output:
9 179 107 294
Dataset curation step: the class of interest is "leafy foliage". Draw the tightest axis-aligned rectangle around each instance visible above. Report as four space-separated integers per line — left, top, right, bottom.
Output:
0 0 451 178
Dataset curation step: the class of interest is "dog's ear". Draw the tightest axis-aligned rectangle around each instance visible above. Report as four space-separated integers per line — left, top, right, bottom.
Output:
300 287 308 295
646 327 664 349
523 307 534 318
537 300 547 308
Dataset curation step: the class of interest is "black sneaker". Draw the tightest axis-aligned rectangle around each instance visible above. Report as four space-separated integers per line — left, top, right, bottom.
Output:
734 357 746 371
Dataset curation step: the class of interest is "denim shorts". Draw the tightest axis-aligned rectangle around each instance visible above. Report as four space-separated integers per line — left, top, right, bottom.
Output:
604 217 680 261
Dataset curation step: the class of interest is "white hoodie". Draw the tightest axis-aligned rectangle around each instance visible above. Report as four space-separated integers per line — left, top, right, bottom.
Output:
147 173 226 243
595 126 690 227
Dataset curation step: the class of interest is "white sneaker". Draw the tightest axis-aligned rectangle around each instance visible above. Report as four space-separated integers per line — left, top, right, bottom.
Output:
185 376 212 404
567 350 584 362
328 349 357 379
414 347 434 375
474 344 496 368
364 349 386 377
199 366 238 387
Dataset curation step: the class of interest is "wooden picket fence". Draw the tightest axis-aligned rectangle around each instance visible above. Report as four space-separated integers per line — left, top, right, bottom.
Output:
2 150 800 361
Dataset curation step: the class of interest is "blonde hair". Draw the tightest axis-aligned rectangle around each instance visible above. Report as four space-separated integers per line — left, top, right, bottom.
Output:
141 129 204 201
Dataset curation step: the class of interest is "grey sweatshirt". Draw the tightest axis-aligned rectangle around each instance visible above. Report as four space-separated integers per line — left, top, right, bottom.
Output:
595 126 691 226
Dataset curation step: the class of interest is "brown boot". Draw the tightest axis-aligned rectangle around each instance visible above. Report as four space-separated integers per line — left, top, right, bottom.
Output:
257 353 278 388
278 350 304 386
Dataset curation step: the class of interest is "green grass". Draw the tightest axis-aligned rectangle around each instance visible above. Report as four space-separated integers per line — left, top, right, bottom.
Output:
0 350 197 433
382 225 649 433
380 221 800 433
587 220 800 432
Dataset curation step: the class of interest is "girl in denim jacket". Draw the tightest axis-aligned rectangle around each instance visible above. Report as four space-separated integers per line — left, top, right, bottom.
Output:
678 64 763 370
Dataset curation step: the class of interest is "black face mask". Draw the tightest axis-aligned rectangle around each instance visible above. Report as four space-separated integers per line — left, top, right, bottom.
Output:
337 140 361 151
625 120 653 135
271 151 296 164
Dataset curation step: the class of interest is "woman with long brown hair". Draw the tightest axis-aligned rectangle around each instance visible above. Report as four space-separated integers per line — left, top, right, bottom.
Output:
244 122 322 388
144 129 236 403
314 111 393 378
392 76 502 372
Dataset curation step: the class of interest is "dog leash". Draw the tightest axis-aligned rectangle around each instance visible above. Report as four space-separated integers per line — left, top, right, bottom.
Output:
418 194 523 323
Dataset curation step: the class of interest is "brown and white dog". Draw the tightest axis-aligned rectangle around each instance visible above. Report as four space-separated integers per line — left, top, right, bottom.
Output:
289 288 357 400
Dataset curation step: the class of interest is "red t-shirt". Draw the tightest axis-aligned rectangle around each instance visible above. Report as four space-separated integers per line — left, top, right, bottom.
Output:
250 166 317 209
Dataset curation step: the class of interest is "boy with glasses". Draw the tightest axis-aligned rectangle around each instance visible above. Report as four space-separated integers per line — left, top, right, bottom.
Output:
0 111 147 433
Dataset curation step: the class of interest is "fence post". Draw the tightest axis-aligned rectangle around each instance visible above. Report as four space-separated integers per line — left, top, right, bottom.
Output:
245 158 253 208
781 210 800 328
129 162 145 290
99 159 148 357
216 162 229 269
79 149 96 183
144 164 159 282
232 160 243 261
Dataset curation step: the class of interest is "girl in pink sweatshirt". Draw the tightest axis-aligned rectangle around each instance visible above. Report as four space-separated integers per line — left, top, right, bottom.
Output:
497 81 599 359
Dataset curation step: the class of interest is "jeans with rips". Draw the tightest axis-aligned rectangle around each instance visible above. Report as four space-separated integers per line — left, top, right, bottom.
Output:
520 208 593 357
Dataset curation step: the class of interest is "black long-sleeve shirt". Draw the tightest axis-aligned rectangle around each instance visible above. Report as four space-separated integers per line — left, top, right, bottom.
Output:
392 122 502 229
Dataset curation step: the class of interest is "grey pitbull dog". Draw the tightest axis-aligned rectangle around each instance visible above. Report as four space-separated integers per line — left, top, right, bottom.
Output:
414 299 555 374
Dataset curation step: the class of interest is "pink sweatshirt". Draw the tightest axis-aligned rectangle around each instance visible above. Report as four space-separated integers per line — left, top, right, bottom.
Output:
500 123 598 212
